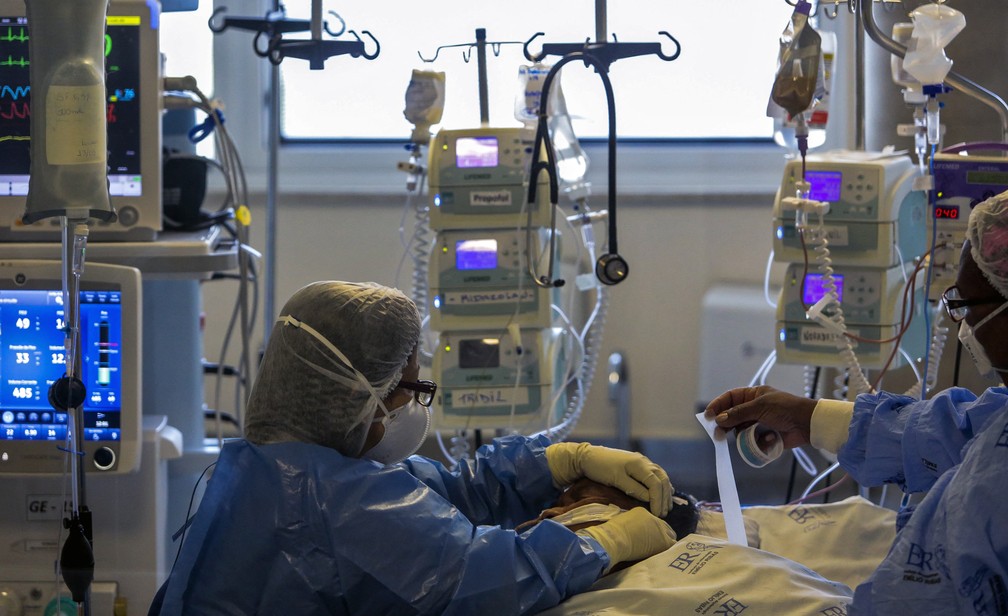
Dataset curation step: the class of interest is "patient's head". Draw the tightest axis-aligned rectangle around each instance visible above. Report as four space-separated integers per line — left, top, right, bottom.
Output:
517 477 700 540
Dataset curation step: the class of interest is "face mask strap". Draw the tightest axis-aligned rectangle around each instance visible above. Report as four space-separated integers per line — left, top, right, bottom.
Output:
974 300 1008 331
278 315 391 417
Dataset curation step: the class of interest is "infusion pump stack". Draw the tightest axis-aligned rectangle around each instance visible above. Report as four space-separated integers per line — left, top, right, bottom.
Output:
426 127 567 432
772 151 928 369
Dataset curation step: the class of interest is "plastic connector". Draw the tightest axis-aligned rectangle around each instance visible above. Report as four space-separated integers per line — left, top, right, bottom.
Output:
163 93 198 110
163 75 199 92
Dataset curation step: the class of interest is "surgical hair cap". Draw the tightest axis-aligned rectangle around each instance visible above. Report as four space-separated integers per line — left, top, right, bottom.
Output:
244 281 422 456
967 192 1008 300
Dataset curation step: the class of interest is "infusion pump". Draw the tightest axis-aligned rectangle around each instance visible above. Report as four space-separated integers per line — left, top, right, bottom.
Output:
930 152 1008 300
432 328 565 431
773 151 926 268
775 263 926 368
428 227 558 331
428 127 551 229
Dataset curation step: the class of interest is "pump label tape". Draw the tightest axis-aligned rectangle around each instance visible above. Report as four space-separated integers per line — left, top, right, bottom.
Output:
449 387 531 408
799 327 860 348
445 289 536 306
470 190 513 207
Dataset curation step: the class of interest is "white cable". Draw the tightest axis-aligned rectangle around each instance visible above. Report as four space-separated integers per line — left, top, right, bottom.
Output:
764 250 778 309
748 351 777 387
792 447 819 476
801 460 841 499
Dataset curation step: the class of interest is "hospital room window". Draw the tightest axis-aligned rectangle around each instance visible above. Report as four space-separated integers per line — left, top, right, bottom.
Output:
276 2 795 141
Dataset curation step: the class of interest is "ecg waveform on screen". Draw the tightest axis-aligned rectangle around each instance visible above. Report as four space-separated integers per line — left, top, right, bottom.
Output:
0 26 28 43
0 18 142 177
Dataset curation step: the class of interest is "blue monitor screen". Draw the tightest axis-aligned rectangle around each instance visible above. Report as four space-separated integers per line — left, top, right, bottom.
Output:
455 137 499 169
0 289 124 443
803 273 843 305
806 170 843 202
456 239 498 270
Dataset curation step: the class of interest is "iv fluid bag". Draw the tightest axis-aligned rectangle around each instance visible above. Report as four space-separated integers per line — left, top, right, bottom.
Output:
516 64 590 201
773 30 835 152
770 1 822 118
903 3 965 86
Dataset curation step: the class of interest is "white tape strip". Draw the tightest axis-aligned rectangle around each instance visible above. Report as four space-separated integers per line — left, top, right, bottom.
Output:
695 412 747 546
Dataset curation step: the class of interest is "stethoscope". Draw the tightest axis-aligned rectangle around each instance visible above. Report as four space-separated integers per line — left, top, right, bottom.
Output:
526 51 628 288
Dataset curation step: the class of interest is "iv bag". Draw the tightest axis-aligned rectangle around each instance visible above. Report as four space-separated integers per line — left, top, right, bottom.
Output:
770 0 823 118
902 3 965 86
771 29 834 152
403 70 446 144
515 64 590 201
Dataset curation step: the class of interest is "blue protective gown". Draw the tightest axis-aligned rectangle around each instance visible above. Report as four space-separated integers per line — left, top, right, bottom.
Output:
155 434 607 615
839 387 1008 615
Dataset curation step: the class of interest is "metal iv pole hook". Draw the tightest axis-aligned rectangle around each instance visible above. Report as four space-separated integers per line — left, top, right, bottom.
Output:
349 30 381 60
324 11 346 37
656 31 681 61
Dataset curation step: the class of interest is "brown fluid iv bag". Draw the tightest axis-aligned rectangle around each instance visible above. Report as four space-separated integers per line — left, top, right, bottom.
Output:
771 1 822 120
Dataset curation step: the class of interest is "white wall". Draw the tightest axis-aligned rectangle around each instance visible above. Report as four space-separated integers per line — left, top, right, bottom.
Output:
200 187 783 441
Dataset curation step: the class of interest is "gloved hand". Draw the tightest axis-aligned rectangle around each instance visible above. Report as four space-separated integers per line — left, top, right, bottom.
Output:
577 507 678 571
545 442 672 516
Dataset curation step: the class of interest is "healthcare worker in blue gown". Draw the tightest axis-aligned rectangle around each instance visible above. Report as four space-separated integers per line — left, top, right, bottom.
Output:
153 281 678 615
706 195 1008 615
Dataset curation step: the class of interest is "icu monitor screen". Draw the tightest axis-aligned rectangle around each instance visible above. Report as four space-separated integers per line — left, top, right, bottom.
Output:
803 273 843 306
805 170 843 202
0 14 144 197
455 239 498 270
0 289 125 444
455 137 499 169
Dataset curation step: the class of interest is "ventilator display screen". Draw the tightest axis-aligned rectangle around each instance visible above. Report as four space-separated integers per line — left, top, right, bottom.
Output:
0 14 143 197
456 137 499 168
803 273 843 305
456 239 498 270
0 289 124 442
459 338 500 369
806 171 843 202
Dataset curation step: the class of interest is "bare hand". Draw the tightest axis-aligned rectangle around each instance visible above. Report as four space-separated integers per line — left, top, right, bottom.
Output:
704 386 816 449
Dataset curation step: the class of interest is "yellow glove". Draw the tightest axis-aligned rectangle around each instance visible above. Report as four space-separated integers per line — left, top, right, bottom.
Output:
577 507 678 571
545 442 672 516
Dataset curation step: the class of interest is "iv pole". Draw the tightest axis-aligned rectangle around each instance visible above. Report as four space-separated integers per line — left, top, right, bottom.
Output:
22 0 119 611
209 2 378 346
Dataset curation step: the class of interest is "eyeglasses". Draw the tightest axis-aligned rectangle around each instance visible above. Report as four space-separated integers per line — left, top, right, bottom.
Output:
396 379 437 407
941 285 1005 323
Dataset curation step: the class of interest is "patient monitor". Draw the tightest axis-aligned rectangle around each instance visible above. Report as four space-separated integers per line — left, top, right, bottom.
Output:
0 260 142 474
0 0 163 240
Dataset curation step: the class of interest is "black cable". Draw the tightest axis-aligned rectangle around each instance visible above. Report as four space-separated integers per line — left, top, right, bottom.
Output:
171 461 217 572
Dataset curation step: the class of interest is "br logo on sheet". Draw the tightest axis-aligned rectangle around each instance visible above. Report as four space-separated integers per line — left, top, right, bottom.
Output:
903 542 942 584
996 423 1008 448
694 590 749 616
668 541 720 575
819 606 848 616
787 505 837 533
